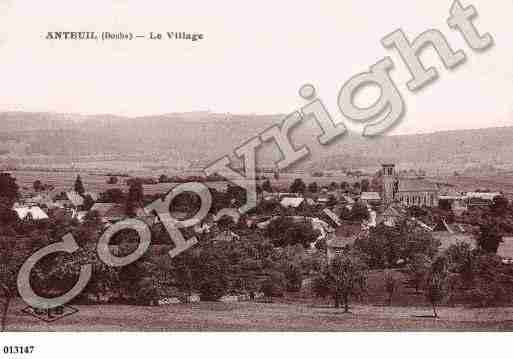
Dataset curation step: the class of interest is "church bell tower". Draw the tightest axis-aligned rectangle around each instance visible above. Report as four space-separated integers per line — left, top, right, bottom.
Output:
382 164 396 203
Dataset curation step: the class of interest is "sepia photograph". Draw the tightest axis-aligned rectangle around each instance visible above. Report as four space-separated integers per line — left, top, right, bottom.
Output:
0 0 513 357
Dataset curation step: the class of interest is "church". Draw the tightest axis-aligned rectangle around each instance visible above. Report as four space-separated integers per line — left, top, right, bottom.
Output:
381 164 439 208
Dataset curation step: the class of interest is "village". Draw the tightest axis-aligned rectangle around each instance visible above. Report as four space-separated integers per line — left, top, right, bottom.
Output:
2 161 513 330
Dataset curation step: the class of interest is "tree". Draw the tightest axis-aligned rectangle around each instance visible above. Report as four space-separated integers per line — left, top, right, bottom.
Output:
99 188 125 203
308 182 319 193
74 175 85 195
82 195 95 211
107 176 119 185
361 179 370 192
262 179 273 193
172 251 196 302
217 214 236 231
425 269 449 318
370 176 382 192
326 195 337 207
477 218 503 254
406 254 431 294
290 179 306 194
267 216 318 248
314 254 367 312
194 244 230 301
126 180 144 216
0 172 19 202
350 201 369 222
329 182 339 191
0 237 31 331
283 262 303 292
384 271 397 306
0 202 18 228
261 271 285 300
33 180 43 192
491 195 509 216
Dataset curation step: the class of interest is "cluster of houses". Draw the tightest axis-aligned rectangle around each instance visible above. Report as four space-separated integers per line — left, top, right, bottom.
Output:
9 163 510 262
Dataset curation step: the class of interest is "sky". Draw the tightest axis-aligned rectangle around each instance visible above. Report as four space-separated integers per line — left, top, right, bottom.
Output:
0 0 510 135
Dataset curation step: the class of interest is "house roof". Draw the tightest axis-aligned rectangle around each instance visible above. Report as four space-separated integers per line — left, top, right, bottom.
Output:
66 191 85 207
343 195 355 204
90 203 126 220
14 206 49 221
465 192 501 201
323 208 342 227
54 200 71 208
212 230 240 242
360 192 381 201
397 179 438 192
432 232 475 251
383 205 402 218
84 192 99 201
280 197 305 208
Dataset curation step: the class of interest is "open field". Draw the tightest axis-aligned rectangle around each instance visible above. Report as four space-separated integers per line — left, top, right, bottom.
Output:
5 299 513 331
8 169 365 196
11 167 513 199
5 267 513 331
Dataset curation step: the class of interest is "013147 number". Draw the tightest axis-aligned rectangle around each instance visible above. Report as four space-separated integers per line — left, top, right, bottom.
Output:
3 346 34 355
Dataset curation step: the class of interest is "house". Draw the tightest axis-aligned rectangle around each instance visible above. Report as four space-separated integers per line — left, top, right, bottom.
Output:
380 205 403 227
360 192 381 206
83 192 99 202
363 209 378 228
498 238 513 264
72 209 88 223
13 205 49 221
89 203 127 223
212 230 240 242
280 197 305 208
323 208 342 227
326 224 362 263
311 217 334 248
431 231 475 251
451 199 468 216
54 199 72 209
465 192 500 207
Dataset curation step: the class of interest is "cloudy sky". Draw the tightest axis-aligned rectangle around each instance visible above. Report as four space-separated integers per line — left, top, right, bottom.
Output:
0 0 510 135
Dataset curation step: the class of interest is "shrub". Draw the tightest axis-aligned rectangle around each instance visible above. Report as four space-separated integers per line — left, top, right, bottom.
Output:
261 271 286 298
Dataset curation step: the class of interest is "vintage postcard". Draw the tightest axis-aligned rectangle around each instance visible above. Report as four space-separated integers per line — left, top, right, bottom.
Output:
0 0 512 357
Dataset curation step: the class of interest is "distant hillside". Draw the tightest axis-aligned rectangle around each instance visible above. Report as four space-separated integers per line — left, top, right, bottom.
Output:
1 111 513 174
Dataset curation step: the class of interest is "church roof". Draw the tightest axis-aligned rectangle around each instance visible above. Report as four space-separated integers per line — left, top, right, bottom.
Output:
397 178 438 192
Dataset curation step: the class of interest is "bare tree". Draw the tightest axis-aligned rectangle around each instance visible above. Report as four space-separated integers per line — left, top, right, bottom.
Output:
425 271 448 318
325 254 368 312
384 271 397 306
